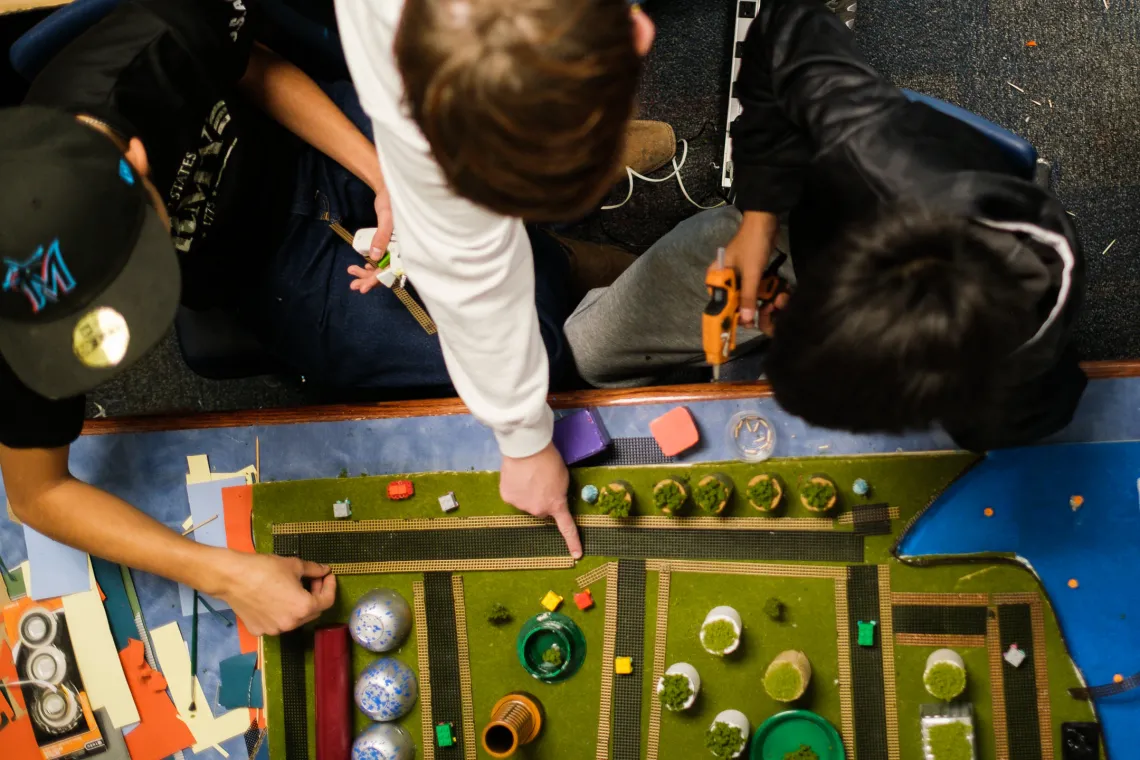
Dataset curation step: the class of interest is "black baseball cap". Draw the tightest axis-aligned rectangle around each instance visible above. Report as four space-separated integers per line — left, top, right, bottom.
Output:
0 106 180 399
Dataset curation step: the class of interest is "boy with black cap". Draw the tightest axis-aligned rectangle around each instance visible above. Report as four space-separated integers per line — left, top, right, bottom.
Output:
0 105 336 635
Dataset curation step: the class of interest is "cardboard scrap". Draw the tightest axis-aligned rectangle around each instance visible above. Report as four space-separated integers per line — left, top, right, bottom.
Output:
150 622 251 753
186 455 257 486
118 639 194 760
0 639 26 716
218 653 262 710
62 561 139 728
91 558 137 652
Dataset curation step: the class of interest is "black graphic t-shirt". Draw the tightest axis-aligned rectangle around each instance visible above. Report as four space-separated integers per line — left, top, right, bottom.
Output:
24 0 298 310
5 0 298 449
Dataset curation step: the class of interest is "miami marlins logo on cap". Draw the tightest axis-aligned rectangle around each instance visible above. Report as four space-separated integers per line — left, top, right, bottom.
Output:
3 240 76 313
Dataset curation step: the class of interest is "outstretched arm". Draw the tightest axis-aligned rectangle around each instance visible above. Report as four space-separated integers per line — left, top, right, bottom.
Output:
239 43 393 258
1 444 335 635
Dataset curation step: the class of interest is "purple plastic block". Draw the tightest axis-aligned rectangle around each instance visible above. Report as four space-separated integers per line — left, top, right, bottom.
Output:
552 409 612 464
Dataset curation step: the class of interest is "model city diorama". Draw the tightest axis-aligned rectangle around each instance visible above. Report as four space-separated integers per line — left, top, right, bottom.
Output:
253 408 1110 760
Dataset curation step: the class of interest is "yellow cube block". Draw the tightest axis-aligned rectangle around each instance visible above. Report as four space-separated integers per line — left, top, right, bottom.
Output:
614 657 633 675
540 591 563 612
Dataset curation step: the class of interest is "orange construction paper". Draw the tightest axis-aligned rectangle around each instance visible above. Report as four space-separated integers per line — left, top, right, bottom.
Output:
0 713 41 760
221 484 265 726
119 639 194 760
0 639 26 714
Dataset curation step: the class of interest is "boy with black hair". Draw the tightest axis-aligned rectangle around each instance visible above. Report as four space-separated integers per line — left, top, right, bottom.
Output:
565 0 1086 451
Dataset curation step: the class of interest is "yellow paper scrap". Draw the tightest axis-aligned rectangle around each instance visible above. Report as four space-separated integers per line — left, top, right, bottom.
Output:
186 455 211 484
151 622 252 753
61 561 139 728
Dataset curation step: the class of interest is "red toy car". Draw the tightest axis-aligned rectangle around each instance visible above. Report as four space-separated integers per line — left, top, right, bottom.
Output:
387 480 414 500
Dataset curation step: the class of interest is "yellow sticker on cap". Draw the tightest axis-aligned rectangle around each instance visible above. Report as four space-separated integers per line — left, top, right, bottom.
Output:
72 307 130 368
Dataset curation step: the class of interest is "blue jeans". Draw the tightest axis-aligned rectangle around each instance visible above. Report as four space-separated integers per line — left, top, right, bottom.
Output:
250 82 573 389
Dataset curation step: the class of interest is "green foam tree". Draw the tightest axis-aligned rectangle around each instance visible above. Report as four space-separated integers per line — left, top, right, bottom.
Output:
658 673 694 711
705 722 746 759
924 662 967 701
542 647 564 667
783 746 819 760
487 603 512 625
748 477 779 507
764 662 804 701
928 721 972 760
599 485 632 518
694 478 730 513
701 620 738 654
763 597 784 621
654 481 686 515
801 480 836 509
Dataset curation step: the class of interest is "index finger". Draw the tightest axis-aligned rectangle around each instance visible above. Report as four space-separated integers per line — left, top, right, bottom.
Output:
552 507 583 559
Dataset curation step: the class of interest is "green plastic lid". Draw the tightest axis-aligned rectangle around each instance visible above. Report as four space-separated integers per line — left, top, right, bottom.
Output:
750 710 845 760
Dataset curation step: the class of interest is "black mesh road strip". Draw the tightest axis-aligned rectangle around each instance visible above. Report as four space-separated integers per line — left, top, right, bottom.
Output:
851 504 892 536
274 526 864 564
892 605 988 635
279 630 309 760
424 572 465 757
580 527 864 563
1069 672 1140 699
999 604 1042 760
613 560 647 760
243 722 260 758
584 437 676 466
847 566 888 760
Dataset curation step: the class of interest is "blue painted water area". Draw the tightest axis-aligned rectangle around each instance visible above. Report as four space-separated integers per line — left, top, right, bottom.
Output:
898 441 1140 760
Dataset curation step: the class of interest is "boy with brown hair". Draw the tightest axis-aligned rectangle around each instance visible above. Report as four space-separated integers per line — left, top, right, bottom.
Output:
336 0 662 555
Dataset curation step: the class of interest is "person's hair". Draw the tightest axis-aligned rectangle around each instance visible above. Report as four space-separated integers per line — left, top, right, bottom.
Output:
395 0 641 222
765 206 1037 433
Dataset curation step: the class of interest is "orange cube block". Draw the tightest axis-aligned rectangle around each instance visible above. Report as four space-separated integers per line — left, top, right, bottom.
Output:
574 590 594 611
649 407 700 457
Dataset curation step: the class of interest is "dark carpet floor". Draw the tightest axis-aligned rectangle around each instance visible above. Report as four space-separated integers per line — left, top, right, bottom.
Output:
76 0 1136 417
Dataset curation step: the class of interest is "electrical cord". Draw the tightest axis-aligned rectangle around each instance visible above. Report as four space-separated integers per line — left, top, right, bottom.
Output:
602 139 728 212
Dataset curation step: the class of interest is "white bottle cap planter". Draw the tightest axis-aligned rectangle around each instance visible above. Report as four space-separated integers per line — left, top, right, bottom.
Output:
657 662 701 712
700 606 742 656
708 710 750 759
924 649 967 701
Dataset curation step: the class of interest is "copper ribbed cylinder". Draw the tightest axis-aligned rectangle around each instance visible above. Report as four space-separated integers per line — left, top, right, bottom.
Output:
481 693 543 758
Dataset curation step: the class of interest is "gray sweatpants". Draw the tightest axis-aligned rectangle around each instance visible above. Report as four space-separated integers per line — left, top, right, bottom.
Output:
565 206 791 388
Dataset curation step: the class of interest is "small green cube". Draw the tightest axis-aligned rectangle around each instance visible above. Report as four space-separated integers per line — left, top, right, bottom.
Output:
857 620 877 647
435 723 455 747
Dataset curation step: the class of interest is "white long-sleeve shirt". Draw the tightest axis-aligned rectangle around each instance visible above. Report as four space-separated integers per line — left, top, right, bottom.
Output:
334 0 554 458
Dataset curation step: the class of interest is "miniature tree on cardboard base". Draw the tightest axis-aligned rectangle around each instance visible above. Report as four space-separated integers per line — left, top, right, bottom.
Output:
746 474 783 512
599 481 634 518
653 478 689 516
764 597 784 622
694 474 733 515
799 476 838 513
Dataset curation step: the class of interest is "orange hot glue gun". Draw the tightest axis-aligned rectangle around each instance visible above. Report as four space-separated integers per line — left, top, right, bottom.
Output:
702 250 788 380
702 247 740 381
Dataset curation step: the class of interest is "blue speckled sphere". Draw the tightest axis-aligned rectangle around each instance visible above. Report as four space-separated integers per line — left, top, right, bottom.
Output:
354 658 418 722
853 478 870 496
581 485 599 504
350 589 412 653
352 723 415 760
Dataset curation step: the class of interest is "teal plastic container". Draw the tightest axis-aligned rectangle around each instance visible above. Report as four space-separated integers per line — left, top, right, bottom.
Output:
750 710 845 760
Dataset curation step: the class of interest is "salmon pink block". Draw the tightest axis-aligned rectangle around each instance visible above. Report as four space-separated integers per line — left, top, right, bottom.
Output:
649 407 700 456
